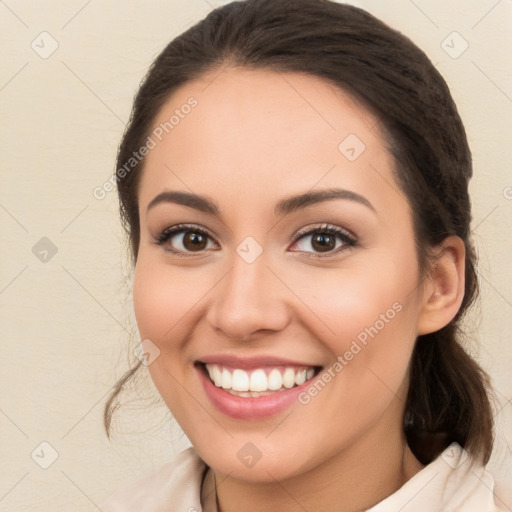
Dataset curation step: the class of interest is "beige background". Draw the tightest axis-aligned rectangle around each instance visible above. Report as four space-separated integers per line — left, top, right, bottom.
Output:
0 0 511 510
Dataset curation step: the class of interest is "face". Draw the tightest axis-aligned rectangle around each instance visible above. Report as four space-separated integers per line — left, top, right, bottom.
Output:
133 68 427 482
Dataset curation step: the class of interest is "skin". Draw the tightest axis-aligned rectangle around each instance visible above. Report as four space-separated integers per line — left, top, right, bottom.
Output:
132 67 466 512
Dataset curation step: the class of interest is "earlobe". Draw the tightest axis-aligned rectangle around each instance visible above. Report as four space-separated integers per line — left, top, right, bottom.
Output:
417 236 466 335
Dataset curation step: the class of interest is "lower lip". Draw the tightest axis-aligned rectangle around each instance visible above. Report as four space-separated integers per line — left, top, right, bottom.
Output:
196 365 316 420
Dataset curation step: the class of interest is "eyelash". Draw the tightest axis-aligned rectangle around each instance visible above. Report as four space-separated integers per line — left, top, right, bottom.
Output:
152 223 357 258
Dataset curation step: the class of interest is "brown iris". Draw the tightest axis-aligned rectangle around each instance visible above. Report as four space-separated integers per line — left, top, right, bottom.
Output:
311 233 336 252
183 231 208 251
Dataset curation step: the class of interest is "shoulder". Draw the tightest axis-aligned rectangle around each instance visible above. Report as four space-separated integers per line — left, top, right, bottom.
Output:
369 442 506 511
99 447 207 512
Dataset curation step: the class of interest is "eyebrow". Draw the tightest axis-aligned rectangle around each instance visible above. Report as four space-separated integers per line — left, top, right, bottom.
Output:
146 188 376 217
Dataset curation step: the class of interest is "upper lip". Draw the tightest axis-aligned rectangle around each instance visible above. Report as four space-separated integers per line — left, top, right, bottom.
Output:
197 354 321 369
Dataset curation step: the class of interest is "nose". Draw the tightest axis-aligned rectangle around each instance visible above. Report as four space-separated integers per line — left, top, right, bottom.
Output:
206 249 292 342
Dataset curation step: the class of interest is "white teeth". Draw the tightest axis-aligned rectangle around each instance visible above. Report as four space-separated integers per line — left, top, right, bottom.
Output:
211 365 222 387
221 368 232 389
232 369 249 391
249 369 268 392
267 368 283 390
295 369 307 386
204 364 317 394
282 367 296 388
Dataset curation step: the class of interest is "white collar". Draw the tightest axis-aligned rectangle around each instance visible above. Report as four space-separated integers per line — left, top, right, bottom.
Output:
100 443 503 511
367 442 501 511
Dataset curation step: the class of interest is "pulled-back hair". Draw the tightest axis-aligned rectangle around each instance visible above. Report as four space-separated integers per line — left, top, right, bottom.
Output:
105 0 495 465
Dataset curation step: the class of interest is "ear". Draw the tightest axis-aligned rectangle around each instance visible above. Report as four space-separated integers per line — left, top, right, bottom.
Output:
417 236 466 335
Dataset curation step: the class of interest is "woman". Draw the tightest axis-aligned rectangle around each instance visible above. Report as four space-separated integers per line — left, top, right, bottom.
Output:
100 0 506 510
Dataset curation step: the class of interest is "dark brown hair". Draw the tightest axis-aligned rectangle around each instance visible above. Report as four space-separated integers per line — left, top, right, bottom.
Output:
105 0 495 465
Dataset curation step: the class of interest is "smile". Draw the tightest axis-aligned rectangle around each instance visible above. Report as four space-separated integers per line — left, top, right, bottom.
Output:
204 364 317 397
195 358 322 420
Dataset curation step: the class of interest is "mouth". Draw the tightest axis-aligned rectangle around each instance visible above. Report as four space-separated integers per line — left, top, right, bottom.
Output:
194 355 324 419
197 362 321 397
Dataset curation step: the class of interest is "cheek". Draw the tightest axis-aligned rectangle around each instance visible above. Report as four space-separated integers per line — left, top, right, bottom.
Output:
132 258 202 341
296 261 418 349
132 259 199 414
294 253 421 395
299 274 419 442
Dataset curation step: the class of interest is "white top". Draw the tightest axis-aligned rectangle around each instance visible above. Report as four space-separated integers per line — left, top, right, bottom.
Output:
100 442 506 511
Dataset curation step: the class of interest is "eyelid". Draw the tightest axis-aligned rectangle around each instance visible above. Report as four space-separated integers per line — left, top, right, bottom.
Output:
154 223 216 244
292 223 356 243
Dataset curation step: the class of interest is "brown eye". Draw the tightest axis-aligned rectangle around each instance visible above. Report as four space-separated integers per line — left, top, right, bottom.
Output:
154 224 218 255
290 225 356 257
182 231 208 251
311 233 336 252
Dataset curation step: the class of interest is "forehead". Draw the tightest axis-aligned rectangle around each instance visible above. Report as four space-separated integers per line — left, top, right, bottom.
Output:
138 67 401 216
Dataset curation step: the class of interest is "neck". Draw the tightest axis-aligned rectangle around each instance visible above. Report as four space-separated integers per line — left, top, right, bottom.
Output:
213 426 425 512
